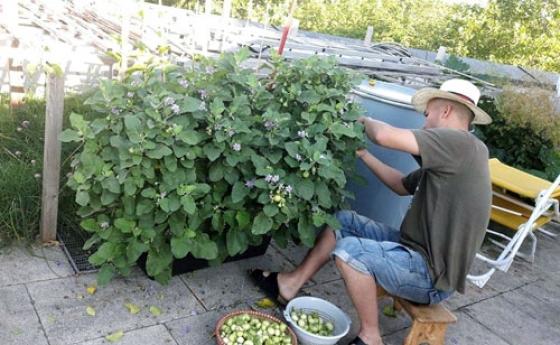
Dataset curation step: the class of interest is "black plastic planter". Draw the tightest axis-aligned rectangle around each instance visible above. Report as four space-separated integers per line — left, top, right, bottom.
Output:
137 236 271 277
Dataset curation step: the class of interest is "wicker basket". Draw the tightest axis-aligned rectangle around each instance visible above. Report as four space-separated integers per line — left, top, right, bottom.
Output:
215 309 298 345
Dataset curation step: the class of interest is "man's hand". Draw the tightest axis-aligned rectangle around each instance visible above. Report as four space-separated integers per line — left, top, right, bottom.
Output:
356 148 369 159
357 116 369 125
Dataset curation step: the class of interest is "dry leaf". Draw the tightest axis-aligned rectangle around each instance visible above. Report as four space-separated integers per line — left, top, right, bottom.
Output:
105 330 124 343
124 303 141 315
255 297 277 309
149 305 162 316
86 306 96 316
86 285 97 295
76 294 84 300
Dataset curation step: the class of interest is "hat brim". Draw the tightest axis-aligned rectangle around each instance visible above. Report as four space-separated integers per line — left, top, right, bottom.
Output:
411 88 492 125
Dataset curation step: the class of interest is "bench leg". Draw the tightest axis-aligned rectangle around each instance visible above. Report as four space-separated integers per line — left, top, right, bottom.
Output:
403 322 448 345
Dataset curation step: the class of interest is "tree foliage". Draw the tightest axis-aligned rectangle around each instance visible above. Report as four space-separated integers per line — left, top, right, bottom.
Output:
149 0 560 72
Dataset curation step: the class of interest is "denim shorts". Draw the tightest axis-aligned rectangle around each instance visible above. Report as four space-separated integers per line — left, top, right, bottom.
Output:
331 210 453 305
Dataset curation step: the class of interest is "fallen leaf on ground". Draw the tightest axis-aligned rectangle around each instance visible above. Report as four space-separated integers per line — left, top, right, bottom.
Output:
149 305 162 316
86 285 97 295
105 330 124 343
382 305 397 318
255 297 277 309
124 303 141 314
86 306 96 316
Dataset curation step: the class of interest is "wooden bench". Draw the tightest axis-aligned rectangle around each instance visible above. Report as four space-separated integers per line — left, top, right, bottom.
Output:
377 287 457 345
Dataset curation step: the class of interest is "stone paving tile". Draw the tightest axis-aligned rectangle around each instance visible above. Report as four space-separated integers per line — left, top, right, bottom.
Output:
271 241 341 284
78 325 177 345
500 279 560 330
0 245 74 287
463 293 560 345
0 285 49 345
383 310 511 345
300 279 411 344
179 246 296 310
26 272 204 345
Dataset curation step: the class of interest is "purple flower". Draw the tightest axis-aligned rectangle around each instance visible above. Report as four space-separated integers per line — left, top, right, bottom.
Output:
227 129 235 137
245 179 255 189
179 79 189 88
297 130 308 138
160 192 167 198
264 120 276 130
271 175 280 183
199 90 207 99
232 143 241 151
131 80 141 87
31 159 36 165
100 222 109 229
265 174 273 183
164 96 175 106
15 151 21 156
171 104 180 114
127 92 134 98
199 102 207 111
295 154 302 161
284 185 293 194
111 107 120 115
21 120 30 128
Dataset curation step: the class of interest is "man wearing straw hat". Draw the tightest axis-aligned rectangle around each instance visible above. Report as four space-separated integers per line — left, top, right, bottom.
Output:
250 79 492 345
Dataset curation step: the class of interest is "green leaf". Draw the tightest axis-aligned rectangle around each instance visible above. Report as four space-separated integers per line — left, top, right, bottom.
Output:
146 247 173 277
226 228 249 256
171 235 191 259
295 178 315 200
285 142 299 158
115 218 135 233
83 235 100 250
263 204 279 217
136 198 154 215
124 114 141 132
315 181 332 208
180 96 202 112
60 129 82 142
209 162 223 182
236 211 251 229
176 130 202 145
76 191 90 206
203 143 223 161
180 195 196 214
298 217 316 247
231 181 249 203
102 177 121 194
97 264 115 286
190 233 218 260
252 212 273 235
126 239 148 263
80 218 99 232
146 145 173 159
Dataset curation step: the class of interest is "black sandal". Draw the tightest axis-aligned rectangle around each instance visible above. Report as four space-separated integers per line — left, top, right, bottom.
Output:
347 336 369 345
248 269 289 306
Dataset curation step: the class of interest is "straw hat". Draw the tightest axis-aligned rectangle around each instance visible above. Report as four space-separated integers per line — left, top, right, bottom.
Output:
411 79 492 125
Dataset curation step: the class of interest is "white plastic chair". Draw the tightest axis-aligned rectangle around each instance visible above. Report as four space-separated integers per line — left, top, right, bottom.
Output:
467 172 560 288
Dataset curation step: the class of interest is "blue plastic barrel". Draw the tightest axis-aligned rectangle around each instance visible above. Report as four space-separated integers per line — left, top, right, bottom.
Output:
346 80 425 229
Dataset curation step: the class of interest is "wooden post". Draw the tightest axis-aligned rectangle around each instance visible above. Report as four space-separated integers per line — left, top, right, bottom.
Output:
363 26 374 46
120 5 131 79
40 73 64 243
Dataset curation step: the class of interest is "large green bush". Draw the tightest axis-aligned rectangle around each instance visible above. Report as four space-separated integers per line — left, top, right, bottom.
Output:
475 87 560 181
62 49 366 284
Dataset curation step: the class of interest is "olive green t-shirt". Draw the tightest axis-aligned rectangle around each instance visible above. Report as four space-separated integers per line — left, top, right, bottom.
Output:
400 128 491 293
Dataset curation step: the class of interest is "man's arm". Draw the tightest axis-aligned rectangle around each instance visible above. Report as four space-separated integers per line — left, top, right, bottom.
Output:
358 117 419 155
356 149 410 196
